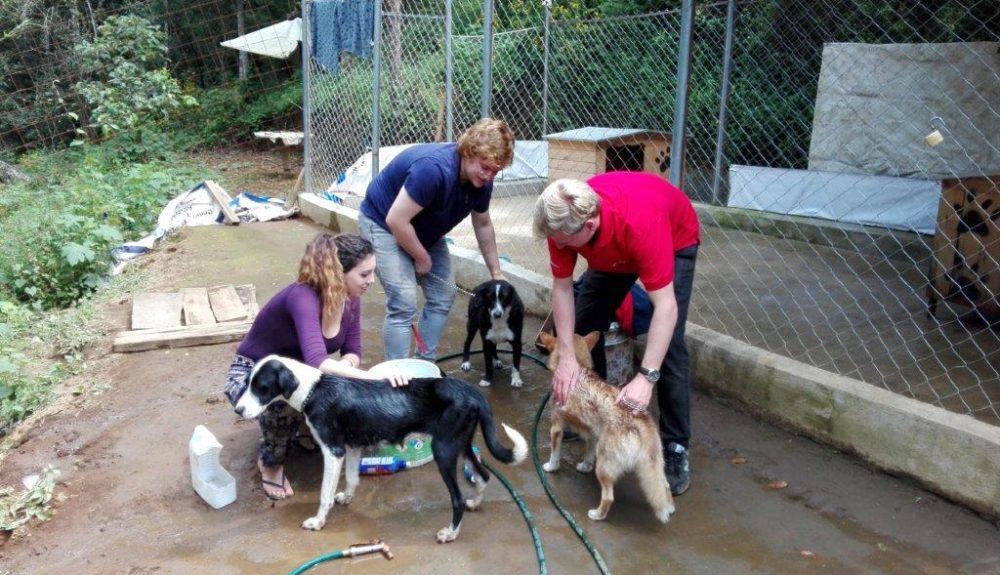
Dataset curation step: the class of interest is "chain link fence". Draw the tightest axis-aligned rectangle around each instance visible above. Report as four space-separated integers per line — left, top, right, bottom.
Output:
305 0 999 426
1 1 996 425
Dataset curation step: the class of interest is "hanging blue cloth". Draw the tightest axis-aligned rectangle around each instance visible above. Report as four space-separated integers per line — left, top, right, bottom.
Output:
310 0 375 75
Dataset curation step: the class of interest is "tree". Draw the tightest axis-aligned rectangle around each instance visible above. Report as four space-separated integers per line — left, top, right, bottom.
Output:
71 14 195 141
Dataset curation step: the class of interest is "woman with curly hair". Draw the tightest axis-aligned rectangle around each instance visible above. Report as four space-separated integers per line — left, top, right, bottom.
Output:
223 232 409 500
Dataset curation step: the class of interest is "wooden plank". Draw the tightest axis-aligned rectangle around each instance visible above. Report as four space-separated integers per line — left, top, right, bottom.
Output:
548 145 594 167
549 158 597 173
131 292 183 330
203 180 240 225
550 148 600 163
549 168 593 182
180 287 215 326
113 322 252 353
209 285 248 322
233 284 260 321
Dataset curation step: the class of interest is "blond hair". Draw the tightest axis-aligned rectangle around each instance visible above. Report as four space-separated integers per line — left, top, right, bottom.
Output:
457 117 515 167
533 178 601 238
297 233 369 332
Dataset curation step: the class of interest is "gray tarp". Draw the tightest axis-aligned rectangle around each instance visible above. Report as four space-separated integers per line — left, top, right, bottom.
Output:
808 42 1000 179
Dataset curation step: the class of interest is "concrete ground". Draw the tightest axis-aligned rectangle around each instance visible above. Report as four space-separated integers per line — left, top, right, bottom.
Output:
1 219 997 574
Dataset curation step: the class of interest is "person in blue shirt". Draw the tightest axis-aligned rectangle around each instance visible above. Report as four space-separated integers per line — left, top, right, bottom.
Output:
359 118 514 360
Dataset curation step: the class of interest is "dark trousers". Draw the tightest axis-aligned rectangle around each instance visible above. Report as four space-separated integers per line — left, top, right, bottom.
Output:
575 245 698 449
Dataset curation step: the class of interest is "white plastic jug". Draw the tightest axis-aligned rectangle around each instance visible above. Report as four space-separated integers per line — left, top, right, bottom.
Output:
189 425 237 509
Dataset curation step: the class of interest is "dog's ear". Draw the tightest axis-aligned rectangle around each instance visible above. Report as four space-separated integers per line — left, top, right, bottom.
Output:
582 331 601 351
277 361 300 399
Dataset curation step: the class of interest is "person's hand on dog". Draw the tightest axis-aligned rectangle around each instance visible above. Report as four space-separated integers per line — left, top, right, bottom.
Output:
616 375 654 416
375 368 412 388
552 353 580 406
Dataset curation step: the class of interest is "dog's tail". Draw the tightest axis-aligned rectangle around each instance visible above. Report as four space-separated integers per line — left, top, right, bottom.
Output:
477 401 528 465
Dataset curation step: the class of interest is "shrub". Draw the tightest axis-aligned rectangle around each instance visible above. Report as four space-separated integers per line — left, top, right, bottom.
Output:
72 15 196 142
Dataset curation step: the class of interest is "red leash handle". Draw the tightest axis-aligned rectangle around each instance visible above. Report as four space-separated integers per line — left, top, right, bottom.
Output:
410 324 429 356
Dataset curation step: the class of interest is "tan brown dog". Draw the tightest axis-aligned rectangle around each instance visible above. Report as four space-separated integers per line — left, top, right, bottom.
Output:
538 331 674 523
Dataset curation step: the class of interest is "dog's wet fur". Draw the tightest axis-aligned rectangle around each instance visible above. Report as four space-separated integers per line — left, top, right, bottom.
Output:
539 332 675 523
234 355 528 543
460 279 524 388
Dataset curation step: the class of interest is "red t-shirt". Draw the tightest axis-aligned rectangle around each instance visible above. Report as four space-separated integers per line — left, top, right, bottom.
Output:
548 172 699 291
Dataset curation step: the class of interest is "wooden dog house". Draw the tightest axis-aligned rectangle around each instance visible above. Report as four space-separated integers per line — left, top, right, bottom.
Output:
927 175 1000 321
543 127 672 182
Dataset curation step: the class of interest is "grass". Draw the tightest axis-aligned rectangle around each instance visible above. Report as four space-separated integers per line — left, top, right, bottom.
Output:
0 265 149 441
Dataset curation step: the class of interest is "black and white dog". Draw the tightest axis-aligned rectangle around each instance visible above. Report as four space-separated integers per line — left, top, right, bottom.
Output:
460 279 525 387
234 355 527 543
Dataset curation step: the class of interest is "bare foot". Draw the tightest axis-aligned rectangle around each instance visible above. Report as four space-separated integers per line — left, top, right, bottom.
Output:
258 459 293 500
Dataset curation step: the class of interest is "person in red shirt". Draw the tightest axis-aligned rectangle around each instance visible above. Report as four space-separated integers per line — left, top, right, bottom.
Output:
533 171 699 495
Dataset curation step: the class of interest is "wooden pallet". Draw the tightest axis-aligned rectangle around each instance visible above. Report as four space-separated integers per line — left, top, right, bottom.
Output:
113 284 258 353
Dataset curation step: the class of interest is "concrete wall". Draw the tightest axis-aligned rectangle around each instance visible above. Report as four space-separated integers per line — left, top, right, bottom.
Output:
299 192 1000 518
687 324 1000 518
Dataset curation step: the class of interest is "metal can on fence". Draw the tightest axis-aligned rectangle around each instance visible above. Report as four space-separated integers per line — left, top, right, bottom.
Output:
604 322 635 387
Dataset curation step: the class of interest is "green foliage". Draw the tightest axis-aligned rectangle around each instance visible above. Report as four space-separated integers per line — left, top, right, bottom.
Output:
0 140 202 309
0 301 54 433
72 15 197 141
2 212 123 309
0 465 60 532
170 77 302 148
0 264 142 435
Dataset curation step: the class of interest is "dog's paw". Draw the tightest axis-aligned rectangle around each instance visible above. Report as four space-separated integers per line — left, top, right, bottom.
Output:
460 361 471 371
656 503 675 524
510 373 523 388
587 508 608 521
436 526 459 544
301 516 326 531
465 497 482 511
575 460 594 473
478 379 492 387
334 492 353 505
542 461 560 473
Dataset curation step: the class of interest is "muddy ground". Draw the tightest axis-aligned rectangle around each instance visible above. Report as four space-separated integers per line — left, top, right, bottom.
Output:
0 150 998 574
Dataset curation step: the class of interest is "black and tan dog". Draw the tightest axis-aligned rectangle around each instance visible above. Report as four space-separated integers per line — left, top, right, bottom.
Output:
460 279 525 387
538 332 675 524
234 355 528 543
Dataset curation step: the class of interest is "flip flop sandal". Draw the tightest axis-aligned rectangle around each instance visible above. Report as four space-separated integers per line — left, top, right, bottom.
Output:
261 471 290 501
293 432 319 453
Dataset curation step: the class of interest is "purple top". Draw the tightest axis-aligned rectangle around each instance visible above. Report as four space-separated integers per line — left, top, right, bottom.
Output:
236 283 362 368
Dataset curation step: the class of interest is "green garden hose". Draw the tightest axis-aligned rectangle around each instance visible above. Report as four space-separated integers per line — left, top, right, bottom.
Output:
288 539 392 574
288 549 347 575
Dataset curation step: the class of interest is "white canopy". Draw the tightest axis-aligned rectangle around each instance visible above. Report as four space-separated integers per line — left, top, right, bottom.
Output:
220 18 301 59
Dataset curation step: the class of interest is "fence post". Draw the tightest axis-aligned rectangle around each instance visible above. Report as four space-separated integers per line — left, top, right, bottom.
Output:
371 0 384 175
301 0 312 194
480 0 494 119
670 0 695 188
542 2 551 136
445 0 454 141
711 0 737 205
